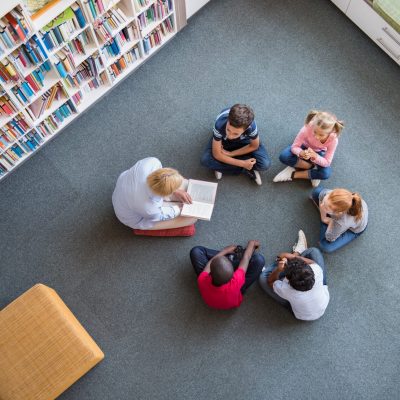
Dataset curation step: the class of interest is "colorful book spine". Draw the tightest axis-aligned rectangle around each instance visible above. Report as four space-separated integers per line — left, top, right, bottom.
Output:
107 45 141 81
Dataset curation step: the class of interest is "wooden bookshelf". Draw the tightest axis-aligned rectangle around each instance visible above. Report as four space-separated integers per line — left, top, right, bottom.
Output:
0 0 177 181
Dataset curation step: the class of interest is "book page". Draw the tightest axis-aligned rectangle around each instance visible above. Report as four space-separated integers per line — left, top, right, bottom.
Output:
187 180 217 204
181 201 214 221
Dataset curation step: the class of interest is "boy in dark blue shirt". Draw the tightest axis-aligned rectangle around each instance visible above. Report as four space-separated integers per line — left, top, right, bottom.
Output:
200 104 271 185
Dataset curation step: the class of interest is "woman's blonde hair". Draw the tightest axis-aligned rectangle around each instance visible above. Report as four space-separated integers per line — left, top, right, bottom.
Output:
147 168 183 197
328 188 363 222
305 110 344 136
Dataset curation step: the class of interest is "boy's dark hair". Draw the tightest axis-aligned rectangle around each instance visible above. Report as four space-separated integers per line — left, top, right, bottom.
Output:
210 256 234 286
228 104 254 129
285 258 315 292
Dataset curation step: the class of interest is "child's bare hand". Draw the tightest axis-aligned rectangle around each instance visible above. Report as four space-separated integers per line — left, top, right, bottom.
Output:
307 148 318 160
224 245 237 253
300 150 310 160
243 158 256 170
248 240 260 249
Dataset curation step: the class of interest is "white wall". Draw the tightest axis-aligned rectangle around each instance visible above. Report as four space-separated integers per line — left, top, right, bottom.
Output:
185 0 210 18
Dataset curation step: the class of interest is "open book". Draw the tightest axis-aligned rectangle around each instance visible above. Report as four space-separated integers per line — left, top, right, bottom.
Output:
181 179 218 221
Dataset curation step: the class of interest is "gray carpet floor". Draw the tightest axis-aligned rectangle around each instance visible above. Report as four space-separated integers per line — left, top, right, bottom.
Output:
1 0 400 399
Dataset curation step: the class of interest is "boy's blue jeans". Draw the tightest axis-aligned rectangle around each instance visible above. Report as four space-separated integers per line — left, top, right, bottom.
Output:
190 246 265 294
201 138 271 175
258 248 327 311
311 187 366 253
279 145 332 180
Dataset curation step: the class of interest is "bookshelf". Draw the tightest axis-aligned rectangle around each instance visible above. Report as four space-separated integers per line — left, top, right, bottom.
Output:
0 0 177 180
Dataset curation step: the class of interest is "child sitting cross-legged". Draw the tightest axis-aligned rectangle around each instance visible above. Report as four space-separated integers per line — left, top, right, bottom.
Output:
190 241 264 309
273 110 344 188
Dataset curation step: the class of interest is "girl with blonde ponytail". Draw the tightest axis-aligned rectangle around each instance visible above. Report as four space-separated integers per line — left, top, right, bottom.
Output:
273 110 344 188
310 187 368 253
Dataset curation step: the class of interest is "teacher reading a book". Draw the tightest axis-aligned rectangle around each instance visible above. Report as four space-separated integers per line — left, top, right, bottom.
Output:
112 157 197 230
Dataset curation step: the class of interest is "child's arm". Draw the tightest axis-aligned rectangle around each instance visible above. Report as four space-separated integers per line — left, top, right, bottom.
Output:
238 240 260 273
212 139 256 170
225 137 260 157
309 136 338 167
319 202 332 224
267 259 286 288
290 126 308 156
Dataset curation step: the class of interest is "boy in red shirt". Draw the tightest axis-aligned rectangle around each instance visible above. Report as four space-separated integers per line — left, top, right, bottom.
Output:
190 241 264 309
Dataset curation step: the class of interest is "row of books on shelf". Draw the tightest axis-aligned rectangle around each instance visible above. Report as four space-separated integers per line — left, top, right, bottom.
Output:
137 0 173 29
58 53 103 84
0 100 78 175
82 0 122 22
94 7 130 43
135 0 155 10
84 71 108 91
11 60 51 105
41 3 87 52
0 113 30 144
101 23 139 60
25 82 67 120
0 94 18 118
142 16 173 53
0 36 48 84
0 6 32 54
107 44 141 81
64 30 94 61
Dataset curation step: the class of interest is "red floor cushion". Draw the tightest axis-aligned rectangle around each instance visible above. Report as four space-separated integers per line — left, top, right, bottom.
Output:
133 224 196 237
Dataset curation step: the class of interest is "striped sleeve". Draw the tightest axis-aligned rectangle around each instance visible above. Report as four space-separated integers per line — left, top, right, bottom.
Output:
247 120 258 139
213 108 230 141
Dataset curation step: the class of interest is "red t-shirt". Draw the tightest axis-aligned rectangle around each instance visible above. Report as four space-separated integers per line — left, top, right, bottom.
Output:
197 269 245 309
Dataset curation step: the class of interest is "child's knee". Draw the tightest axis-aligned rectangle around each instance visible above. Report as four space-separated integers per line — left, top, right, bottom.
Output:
258 156 271 171
200 151 211 167
252 253 265 267
279 148 295 165
318 241 334 254
190 246 204 259
319 167 332 180
311 187 323 200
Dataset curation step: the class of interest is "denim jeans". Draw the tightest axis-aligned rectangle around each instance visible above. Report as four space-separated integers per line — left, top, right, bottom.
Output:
200 138 272 175
279 145 332 180
190 246 265 294
311 187 366 253
258 248 327 311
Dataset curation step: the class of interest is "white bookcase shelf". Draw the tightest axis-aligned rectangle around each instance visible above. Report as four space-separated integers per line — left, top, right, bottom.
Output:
0 0 177 181
331 0 400 65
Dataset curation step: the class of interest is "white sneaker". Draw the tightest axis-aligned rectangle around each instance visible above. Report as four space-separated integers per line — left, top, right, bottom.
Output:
293 230 307 254
273 166 295 182
244 169 262 185
214 171 222 180
253 170 262 186
311 179 321 188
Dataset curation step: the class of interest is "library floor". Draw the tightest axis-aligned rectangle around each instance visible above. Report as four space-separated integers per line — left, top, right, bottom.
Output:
1 0 400 399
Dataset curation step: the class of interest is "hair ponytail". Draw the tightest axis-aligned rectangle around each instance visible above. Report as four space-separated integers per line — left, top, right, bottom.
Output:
333 119 345 136
305 110 318 125
328 189 363 221
305 110 344 136
349 193 363 222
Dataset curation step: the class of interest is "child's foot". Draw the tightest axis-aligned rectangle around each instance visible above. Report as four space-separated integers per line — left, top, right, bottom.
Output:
292 230 307 254
311 179 321 188
273 166 295 182
244 169 262 185
214 171 222 180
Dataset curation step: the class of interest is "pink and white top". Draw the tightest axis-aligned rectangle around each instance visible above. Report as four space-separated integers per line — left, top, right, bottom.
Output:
290 124 339 167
